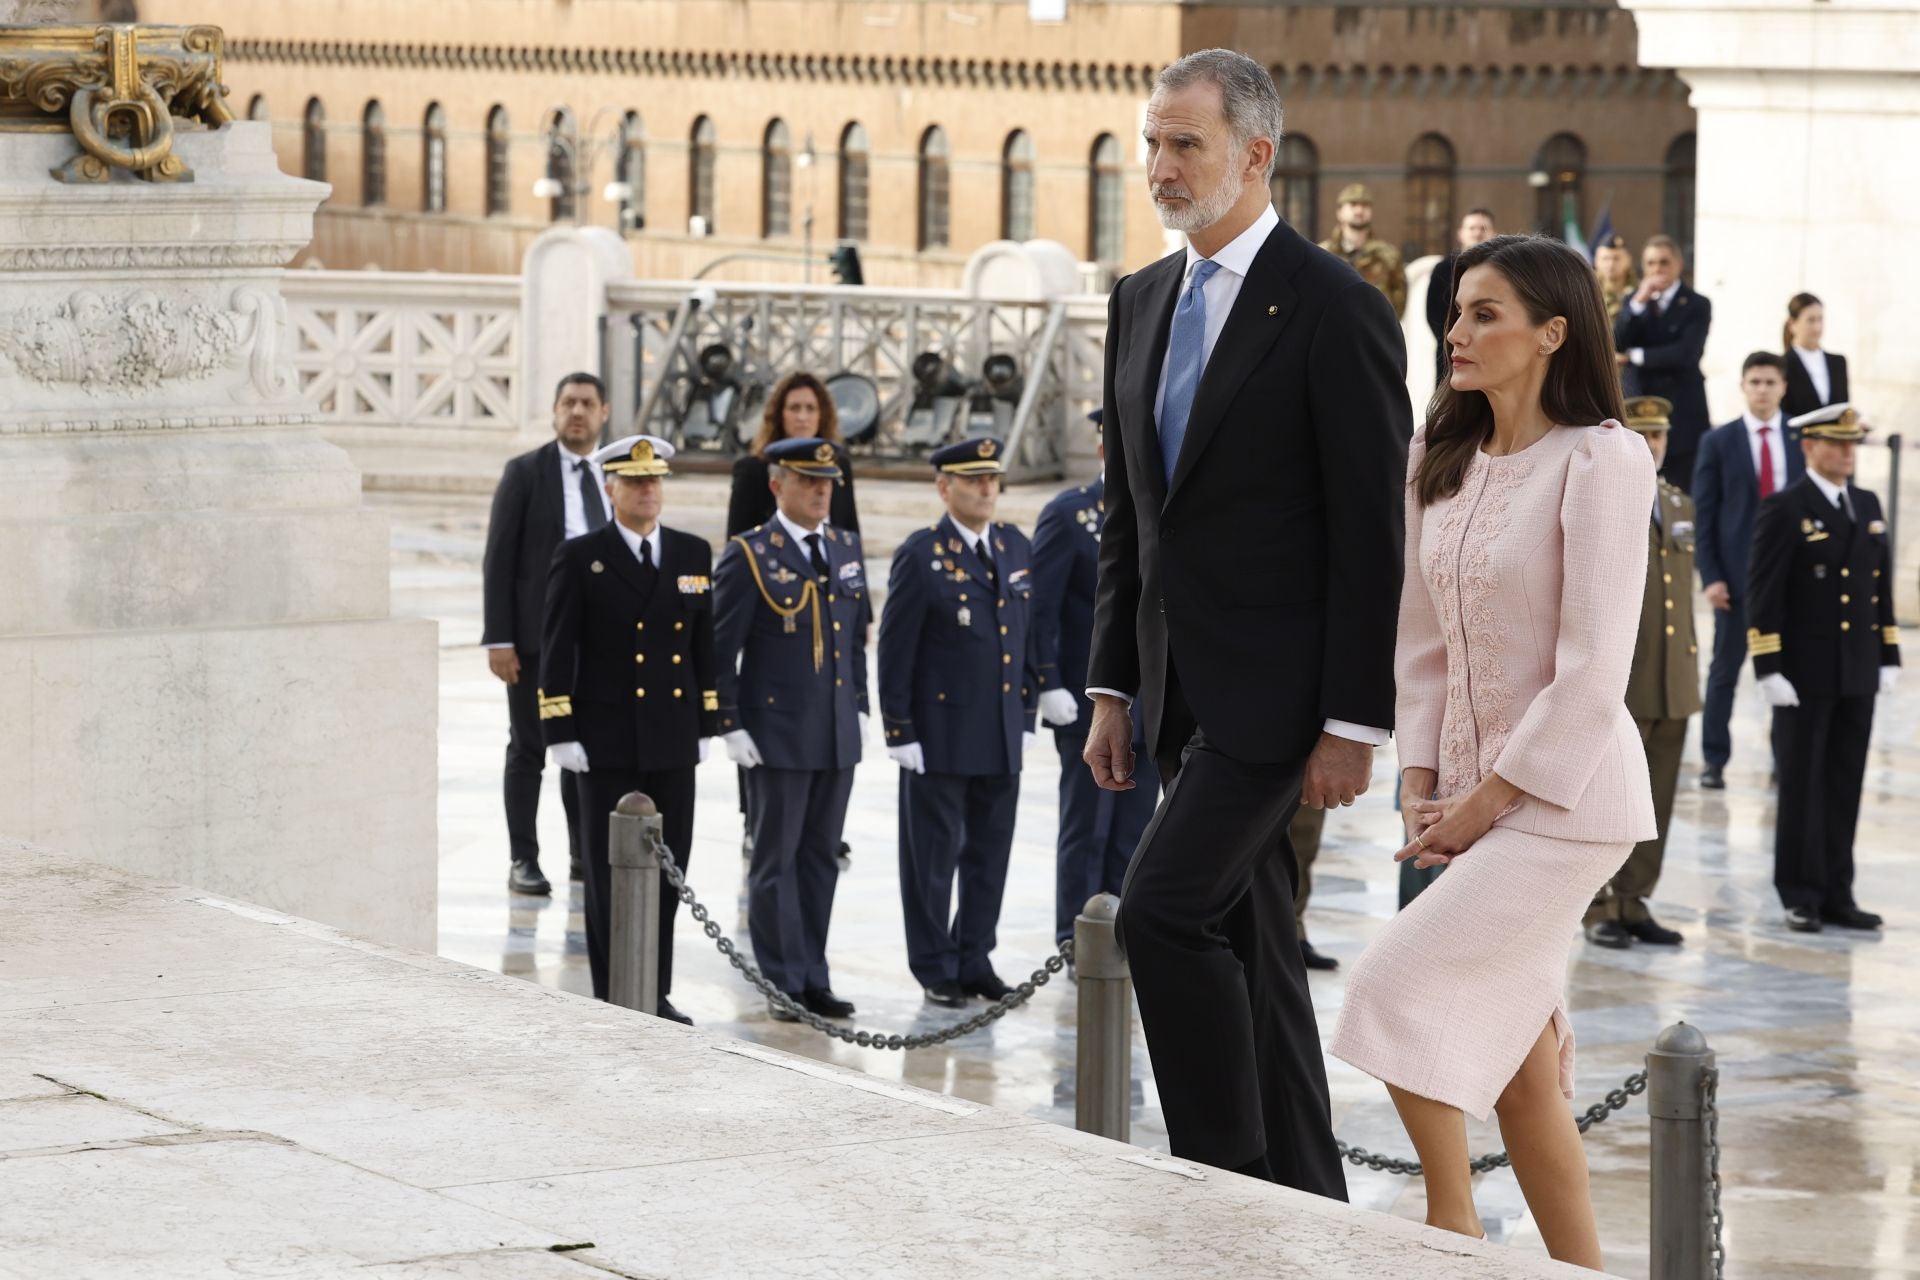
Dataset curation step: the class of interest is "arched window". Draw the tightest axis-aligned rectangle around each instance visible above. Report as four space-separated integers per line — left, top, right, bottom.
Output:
1270 135 1317 240
689 115 717 236
1404 133 1455 258
247 94 269 123
361 101 386 206
763 118 792 239
918 125 951 251
838 122 870 242
546 108 578 222
1533 133 1587 239
1664 133 1697 266
1002 130 1035 242
484 105 510 217
617 111 645 233
1090 134 1125 266
302 97 326 184
422 103 448 214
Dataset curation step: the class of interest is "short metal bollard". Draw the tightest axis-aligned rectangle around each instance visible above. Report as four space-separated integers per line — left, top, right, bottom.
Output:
607 791 662 1016
1074 892 1132 1141
1647 1021 1717 1280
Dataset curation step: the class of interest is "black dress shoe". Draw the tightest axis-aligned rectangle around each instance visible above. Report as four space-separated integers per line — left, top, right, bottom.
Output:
1785 906 1823 933
508 861 552 896
655 998 694 1026
924 981 968 1008
569 856 584 883
802 987 856 1018
1585 920 1633 949
1821 906 1884 931
1625 916 1685 946
961 973 1013 1001
768 995 803 1022
1300 941 1339 971
1699 768 1725 790
837 840 853 870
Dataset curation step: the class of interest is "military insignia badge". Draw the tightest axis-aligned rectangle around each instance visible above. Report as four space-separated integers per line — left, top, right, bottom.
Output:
948 537 964 554
994 538 1006 553
752 541 767 555
590 560 605 574
1870 519 1887 534
1814 564 1828 579
823 527 837 543
956 605 972 627
815 442 836 465
977 439 996 459
1673 520 1694 539
1802 518 1814 533
770 531 786 548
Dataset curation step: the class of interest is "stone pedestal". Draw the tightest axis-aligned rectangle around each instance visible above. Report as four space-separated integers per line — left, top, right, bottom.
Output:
0 120 437 951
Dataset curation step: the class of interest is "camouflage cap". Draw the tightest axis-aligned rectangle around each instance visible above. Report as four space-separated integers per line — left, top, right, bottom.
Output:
1335 183 1374 206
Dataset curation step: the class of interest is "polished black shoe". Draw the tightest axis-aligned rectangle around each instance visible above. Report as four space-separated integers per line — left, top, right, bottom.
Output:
1625 916 1685 946
1585 920 1633 949
924 981 969 1008
836 840 853 871
960 973 1013 1001
508 861 552 896
1299 941 1339 971
1785 906 1823 933
1698 768 1725 790
655 998 694 1026
802 987 856 1018
768 995 804 1022
1821 906 1884 931
569 856 585 883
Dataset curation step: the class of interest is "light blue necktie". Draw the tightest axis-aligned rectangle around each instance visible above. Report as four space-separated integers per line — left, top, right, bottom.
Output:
1159 258 1221 483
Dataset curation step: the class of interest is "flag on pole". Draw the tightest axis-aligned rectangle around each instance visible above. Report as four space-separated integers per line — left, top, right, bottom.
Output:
1561 190 1590 261
1587 203 1615 265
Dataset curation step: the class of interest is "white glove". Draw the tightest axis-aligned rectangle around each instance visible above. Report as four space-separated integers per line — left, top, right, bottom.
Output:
1879 666 1900 696
698 738 711 764
888 742 927 775
1023 730 1041 756
1038 689 1080 727
1758 673 1800 708
859 712 872 742
549 741 589 773
725 728 764 768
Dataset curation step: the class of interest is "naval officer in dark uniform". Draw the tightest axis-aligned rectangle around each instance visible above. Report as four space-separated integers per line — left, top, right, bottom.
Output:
714 437 869 1021
879 437 1041 1007
540 435 720 1018
1747 404 1900 933
1030 412 1160 954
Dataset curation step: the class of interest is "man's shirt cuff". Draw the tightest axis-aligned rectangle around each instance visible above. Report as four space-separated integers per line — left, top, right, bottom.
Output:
1628 298 1649 316
1085 687 1134 707
483 642 514 650
1629 347 1646 366
1323 719 1390 746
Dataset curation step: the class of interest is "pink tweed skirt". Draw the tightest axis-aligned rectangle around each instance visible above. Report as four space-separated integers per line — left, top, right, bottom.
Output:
1329 824 1632 1121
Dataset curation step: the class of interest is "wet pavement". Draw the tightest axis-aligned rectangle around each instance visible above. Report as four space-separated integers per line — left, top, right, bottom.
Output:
393 487 1920 1279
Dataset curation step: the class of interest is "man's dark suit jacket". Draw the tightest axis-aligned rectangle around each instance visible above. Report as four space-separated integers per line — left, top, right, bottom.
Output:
482 440 575 653
1614 283 1713 463
1782 349 1850 421
1425 251 1459 383
1090 219 1412 766
1691 416 1805 599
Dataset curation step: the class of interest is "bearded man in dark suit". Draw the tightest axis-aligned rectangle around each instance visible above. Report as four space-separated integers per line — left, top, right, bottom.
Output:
1084 48 1411 1196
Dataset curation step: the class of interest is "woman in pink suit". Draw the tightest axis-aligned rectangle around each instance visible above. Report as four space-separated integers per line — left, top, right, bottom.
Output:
1330 235 1657 1270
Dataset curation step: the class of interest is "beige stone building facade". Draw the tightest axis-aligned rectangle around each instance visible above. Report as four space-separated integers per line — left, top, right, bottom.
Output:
144 0 1697 289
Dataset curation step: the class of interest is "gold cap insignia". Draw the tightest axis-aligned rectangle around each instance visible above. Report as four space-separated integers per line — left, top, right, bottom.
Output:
631 440 654 463
815 442 836 464
978 439 996 458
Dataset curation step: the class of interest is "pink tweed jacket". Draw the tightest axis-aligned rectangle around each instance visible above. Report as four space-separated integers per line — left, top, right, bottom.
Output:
1397 422 1659 843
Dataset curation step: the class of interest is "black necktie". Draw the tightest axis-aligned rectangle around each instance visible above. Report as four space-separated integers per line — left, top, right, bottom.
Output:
805 533 829 580
975 539 997 587
576 460 607 531
636 536 658 592
1839 489 1856 523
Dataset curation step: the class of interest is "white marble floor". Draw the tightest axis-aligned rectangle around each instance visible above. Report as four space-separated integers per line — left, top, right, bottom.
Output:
392 488 1920 1280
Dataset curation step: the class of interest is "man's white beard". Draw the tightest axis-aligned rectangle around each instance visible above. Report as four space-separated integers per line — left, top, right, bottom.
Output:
1153 167 1247 236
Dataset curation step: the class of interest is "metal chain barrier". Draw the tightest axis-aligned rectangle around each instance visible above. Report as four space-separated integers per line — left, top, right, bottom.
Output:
1335 1069 1650 1176
658 845 1071 1048
1703 1065 1725 1280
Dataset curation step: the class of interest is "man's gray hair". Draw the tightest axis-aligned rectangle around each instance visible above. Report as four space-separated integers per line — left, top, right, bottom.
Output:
1156 49 1284 182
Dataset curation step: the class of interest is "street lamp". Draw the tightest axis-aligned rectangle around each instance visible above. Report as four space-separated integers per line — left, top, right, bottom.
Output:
529 106 638 231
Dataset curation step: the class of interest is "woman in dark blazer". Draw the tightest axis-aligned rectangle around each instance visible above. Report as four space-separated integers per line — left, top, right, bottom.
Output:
1782 292 1850 420
724 371 861 536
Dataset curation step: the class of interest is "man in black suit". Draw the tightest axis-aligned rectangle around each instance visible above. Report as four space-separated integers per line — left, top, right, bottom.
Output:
1690 352 1803 788
540 435 720 1016
1084 49 1410 1195
1614 235 1712 492
1424 208 1496 388
482 372 611 895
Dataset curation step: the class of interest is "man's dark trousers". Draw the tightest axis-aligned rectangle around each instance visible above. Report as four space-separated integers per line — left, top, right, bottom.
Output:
1119 672 1346 1199
505 656 580 874
576 765 694 1001
748 767 855 996
1053 732 1158 945
899 771 1021 988
1773 697 1874 914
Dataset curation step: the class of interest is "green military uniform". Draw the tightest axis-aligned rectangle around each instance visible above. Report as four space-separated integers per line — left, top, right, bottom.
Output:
1318 183 1407 316
1587 398 1701 929
1599 277 1634 327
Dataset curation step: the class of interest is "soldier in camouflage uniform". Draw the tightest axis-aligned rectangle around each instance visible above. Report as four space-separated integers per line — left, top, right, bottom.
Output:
1317 182 1407 316
1595 234 1637 326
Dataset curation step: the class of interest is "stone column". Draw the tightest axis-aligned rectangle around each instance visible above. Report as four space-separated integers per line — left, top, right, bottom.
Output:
0 34 437 950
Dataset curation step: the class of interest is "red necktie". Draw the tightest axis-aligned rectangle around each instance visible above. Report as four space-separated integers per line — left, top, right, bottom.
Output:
1757 426 1776 498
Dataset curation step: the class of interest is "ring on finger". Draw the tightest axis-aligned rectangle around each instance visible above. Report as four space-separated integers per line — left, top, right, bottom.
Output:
1414 833 1430 851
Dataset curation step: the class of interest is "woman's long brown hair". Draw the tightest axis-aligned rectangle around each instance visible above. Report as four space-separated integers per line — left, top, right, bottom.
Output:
751 371 842 456
1784 291 1821 353
1416 234 1626 506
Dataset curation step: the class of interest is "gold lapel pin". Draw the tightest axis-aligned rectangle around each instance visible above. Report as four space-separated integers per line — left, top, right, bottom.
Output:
1267 304 1279 315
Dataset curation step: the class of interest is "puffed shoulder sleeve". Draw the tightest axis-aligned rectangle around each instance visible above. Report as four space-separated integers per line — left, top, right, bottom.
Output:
1493 424 1656 810
1394 430 1445 773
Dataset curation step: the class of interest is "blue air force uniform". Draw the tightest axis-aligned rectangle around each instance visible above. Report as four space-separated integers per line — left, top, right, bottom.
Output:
713 439 871 998
539 436 719 1003
1029 471 1161 946
879 438 1040 993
